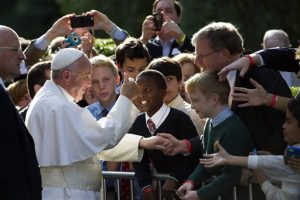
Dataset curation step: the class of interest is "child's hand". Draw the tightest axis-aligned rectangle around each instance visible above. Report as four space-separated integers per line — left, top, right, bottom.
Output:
200 142 229 168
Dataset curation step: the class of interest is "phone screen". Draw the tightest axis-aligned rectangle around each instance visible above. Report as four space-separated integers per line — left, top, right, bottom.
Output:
70 15 94 28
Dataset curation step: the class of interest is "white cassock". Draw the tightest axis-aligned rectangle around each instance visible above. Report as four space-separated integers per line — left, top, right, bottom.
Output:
25 80 139 200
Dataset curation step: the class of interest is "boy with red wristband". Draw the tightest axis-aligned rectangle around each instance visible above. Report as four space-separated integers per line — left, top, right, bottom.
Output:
177 71 254 200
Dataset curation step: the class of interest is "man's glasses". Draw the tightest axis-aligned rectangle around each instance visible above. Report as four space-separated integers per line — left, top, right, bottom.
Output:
194 49 223 60
0 46 22 52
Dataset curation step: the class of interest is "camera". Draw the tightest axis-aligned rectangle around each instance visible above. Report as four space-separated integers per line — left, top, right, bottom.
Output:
64 32 81 47
152 12 163 31
70 15 94 28
284 146 300 165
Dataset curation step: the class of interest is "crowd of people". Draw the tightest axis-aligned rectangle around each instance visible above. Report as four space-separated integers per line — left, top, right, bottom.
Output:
1 0 300 200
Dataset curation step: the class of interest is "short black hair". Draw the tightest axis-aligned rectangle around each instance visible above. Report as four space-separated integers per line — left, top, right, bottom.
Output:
115 37 150 68
288 98 300 128
27 61 51 98
147 57 182 81
137 69 167 90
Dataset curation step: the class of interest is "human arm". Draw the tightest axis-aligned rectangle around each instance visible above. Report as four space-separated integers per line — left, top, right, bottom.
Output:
218 48 299 81
252 170 286 200
100 134 170 162
288 157 300 172
139 15 157 45
232 78 291 112
177 181 199 200
24 14 74 66
119 73 139 101
85 10 128 44
79 32 95 58
199 143 249 168
159 133 203 158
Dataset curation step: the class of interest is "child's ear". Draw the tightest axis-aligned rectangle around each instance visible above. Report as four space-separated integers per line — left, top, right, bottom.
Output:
210 93 219 105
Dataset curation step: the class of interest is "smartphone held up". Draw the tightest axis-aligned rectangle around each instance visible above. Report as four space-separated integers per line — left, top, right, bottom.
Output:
152 12 163 31
70 15 94 28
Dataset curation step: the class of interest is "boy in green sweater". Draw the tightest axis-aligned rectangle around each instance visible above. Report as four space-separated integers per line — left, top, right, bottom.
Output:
177 71 254 200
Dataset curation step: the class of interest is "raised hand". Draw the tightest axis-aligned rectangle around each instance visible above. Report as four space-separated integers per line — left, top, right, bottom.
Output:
44 14 75 42
79 32 95 57
140 15 157 44
120 73 139 101
159 15 184 41
84 10 114 32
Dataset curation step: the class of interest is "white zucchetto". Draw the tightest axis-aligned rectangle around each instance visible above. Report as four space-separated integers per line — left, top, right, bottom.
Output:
51 48 84 70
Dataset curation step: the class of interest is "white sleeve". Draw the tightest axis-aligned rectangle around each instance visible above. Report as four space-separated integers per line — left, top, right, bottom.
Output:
99 134 144 162
261 180 285 200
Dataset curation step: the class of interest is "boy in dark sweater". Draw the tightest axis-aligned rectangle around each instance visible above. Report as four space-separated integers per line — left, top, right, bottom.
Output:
130 69 198 200
177 71 254 200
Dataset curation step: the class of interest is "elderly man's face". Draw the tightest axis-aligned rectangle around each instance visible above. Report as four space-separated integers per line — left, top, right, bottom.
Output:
69 56 92 102
0 27 25 80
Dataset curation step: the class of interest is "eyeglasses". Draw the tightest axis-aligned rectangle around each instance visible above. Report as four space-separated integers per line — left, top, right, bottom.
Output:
194 49 222 60
0 46 22 52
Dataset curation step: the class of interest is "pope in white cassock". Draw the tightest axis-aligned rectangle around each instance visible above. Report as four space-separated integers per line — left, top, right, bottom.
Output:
25 48 140 200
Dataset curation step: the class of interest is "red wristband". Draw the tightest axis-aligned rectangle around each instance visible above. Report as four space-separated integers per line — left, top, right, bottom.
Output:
183 139 192 154
244 55 254 66
269 95 278 108
143 186 154 194
183 180 194 187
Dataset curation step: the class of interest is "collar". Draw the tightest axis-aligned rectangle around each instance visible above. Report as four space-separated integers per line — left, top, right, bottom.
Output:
100 98 117 112
211 107 233 127
55 82 75 103
145 103 170 129
168 94 183 108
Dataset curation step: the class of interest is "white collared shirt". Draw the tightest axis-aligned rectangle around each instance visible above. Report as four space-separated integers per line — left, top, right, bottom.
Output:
145 103 170 134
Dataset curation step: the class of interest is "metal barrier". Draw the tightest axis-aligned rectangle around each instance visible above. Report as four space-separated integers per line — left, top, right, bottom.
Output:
102 171 258 200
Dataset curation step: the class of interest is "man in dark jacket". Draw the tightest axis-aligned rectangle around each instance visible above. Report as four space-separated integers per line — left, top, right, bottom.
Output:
139 0 194 58
0 25 42 200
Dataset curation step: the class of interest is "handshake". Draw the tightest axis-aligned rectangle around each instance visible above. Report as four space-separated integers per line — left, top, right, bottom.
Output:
139 133 194 156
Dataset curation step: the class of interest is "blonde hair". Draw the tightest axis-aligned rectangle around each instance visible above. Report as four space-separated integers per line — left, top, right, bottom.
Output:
172 53 200 73
90 55 118 77
185 71 230 105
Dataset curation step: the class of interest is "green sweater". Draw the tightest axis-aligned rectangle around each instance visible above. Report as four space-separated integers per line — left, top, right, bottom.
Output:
188 115 254 200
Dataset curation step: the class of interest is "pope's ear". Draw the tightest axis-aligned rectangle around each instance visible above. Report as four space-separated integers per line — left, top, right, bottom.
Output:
61 70 72 83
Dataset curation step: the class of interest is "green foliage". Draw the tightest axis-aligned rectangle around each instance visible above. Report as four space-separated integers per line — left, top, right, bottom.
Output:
1 0 300 51
93 38 116 57
290 87 300 98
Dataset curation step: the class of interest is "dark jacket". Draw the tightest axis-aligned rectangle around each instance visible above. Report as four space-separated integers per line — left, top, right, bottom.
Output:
146 36 194 59
232 66 291 154
0 85 42 200
130 108 198 189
